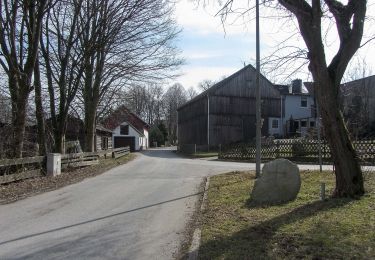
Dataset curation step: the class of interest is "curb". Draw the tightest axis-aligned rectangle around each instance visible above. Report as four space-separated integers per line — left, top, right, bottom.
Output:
187 176 210 260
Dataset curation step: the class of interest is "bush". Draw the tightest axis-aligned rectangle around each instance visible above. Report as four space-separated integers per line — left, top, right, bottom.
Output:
149 126 164 147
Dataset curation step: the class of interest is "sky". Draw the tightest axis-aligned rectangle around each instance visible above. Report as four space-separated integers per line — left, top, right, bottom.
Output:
173 0 375 90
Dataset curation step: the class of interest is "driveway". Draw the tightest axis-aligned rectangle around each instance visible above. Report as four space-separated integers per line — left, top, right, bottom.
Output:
0 148 336 259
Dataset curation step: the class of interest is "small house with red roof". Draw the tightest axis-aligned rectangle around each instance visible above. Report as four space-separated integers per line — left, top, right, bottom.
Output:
102 106 149 152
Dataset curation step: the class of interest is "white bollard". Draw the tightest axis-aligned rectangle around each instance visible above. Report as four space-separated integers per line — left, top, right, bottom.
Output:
47 153 61 177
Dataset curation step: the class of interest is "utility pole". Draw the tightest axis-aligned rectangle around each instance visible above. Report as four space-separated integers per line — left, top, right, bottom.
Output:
207 94 210 152
255 0 261 178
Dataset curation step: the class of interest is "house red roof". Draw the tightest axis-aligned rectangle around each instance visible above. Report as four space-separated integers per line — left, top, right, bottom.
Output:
102 106 149 133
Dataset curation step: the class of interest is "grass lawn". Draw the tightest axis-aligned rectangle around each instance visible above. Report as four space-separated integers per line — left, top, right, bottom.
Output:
199 170 375 259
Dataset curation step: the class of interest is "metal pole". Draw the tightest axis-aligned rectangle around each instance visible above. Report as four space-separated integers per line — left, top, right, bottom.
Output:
255 0 261 178
317 103 322 172
207 95 210 152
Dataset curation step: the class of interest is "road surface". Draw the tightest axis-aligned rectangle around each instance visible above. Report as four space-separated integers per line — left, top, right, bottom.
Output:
0 148 333 259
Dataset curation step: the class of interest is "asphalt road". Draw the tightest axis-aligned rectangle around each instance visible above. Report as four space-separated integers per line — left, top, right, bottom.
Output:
0 148 334 259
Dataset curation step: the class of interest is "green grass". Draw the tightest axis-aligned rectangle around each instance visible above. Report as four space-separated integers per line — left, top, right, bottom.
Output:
199 170 375 259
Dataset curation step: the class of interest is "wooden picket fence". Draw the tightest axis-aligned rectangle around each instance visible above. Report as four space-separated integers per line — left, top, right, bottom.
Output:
0 146 131 184
219 139 375 165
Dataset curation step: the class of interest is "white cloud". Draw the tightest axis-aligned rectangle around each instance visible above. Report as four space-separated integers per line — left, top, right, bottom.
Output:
183 50 224 60
175 0 249 36
176 65 239 89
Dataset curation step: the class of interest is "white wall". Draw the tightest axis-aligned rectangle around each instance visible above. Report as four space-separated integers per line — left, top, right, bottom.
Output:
282 95 316 137
143 129 149 149
284 95 314 123
112 123 143 150
268 117 282 136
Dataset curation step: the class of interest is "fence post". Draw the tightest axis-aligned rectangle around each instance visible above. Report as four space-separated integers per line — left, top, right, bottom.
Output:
47 153 61 177
276 140 280 159
194 144 197 154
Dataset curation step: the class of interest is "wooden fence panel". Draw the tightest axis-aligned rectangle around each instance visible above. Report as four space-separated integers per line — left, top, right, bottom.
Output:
0 169 43 184
0 156 45 184
61 152 99 169
0 156 45 167
112 147 130 159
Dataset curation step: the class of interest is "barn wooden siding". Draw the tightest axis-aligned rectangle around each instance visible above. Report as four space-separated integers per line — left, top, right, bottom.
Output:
178 65 281 147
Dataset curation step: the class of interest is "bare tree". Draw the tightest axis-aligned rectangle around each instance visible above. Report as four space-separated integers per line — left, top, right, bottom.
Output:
0 0 51 157
78 0 182 152
213 0 369 197
344 56 373 83
197 79 215 92
40 0 84 153
187 86 198 99
163 83 187 144
341 56 373 138
144 84 165 125
33 53 47 155
278 0 366 197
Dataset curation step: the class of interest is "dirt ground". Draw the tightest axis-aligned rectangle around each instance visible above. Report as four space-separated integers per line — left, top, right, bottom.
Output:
0 154 136 204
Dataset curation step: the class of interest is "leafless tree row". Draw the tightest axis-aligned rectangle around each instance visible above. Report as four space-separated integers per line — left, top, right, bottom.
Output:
0 0 183 156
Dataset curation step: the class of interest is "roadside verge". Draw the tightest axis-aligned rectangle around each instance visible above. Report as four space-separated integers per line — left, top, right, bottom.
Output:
186 176 210 260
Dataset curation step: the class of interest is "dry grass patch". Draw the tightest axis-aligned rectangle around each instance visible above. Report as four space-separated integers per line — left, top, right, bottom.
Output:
199 170 375 259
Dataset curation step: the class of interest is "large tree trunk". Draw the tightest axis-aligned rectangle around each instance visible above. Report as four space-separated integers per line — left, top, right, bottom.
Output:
11 99 27 158
53 127 65 154
84 107 96 152
9 76 29 158
53 112 67 154
34 56 47 155
315 79 364 197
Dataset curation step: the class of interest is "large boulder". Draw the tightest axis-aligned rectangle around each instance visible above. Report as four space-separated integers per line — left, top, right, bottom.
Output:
251 159 301 204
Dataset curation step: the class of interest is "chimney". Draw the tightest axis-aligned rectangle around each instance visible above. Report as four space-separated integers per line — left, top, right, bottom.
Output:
291 79 302 94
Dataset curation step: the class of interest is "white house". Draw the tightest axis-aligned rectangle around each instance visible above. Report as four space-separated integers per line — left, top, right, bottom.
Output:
269 79 316 138
112 122 149 151
103 106 149 151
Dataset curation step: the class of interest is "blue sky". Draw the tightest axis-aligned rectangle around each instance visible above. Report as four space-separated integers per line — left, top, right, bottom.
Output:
174 0 375 90
174 0 258 89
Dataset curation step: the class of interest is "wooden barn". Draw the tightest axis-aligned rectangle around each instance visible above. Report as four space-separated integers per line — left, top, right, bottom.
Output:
177 65 281 148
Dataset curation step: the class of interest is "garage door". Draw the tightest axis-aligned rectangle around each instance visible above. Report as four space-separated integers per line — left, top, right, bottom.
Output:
114 136 136 152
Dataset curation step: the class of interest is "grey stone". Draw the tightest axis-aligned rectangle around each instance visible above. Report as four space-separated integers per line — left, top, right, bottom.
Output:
251 158 301 204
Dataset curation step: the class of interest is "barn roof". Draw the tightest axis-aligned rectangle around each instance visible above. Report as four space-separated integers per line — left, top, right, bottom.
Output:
96 125 113 134
102 105 149 132
341 74 375 88
177 64 278 111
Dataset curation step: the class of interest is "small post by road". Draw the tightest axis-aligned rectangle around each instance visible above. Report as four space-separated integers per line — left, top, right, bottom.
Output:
47 153 61 177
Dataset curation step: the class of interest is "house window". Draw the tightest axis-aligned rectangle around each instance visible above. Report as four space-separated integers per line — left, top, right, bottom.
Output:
272 119 279 129
120 125 129 135
301 120 307 128
301 96 307 107
310 121 315 127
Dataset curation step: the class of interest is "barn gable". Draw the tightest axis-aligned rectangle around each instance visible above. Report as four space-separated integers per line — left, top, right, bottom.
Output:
178 65 281 147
